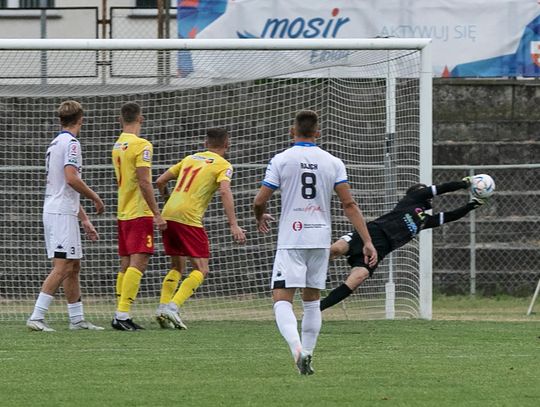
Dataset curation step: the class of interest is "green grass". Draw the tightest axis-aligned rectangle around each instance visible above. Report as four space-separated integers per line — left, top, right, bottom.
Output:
1 297 539 407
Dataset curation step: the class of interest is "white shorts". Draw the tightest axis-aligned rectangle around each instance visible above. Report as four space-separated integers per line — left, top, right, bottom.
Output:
271 248 330 290
43 213 82 259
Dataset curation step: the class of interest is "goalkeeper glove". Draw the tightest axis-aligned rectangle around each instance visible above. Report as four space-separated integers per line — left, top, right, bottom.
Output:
462 176 472 187
470 197 487 208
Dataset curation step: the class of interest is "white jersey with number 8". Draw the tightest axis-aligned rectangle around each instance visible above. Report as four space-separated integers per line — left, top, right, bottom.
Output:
262 142 347 249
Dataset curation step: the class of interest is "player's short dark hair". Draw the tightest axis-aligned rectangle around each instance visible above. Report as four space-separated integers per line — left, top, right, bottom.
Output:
406 183 428 195
120 102 142 124
57 100 83 127
294 110 319 137
206 127 229 148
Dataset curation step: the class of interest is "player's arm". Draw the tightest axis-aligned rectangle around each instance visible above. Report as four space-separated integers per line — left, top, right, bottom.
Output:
218 180 246 244
136 166 166 230
423 198 486 229
253 185 275 234
77 205 98 241
155 169 177 202
334 182 377 267
64 165 104 214
410 180 470 202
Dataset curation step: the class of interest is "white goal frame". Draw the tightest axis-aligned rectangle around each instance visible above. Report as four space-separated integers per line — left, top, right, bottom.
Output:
0 38 432 320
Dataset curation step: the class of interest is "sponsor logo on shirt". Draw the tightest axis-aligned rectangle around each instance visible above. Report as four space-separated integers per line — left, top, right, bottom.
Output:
293 204 322 214
292 221 303 231
67 141 80 165
113 142 129 151
225 168 233 178
403 213 419 236
192 154 214 163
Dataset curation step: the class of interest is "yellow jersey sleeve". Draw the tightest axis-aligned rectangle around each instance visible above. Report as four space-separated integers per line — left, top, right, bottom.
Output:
168 159 183 178
135 140 152 168
216 163 233 184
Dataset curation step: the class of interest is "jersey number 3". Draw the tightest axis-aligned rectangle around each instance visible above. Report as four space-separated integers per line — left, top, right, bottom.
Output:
301 172 316 199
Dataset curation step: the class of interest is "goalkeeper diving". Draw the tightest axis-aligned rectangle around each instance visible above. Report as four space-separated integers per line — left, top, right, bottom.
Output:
321 178 488 310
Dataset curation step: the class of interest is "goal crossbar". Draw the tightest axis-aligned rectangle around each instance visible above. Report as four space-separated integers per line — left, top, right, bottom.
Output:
0 38 432 51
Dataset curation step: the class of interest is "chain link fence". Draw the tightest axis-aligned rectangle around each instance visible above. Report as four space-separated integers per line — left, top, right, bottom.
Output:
432 164 540 296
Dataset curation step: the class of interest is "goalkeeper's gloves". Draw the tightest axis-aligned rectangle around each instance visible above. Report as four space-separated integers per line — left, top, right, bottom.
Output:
470 197 487 208
462 176 472 187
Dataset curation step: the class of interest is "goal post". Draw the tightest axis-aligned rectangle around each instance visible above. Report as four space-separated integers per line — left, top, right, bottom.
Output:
0 38 432 322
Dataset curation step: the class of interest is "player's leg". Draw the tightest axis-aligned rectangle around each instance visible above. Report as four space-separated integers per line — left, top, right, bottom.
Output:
27 258 71 332
115 256 130 306
62 260 104 330
159 256 185 305
161 222 208 329
115 253 149 317
171 256 208 307
320 266 370 311
156 255 185 328
113 217 154 331
28 213 74 331
330 238 350 260
273 287 302 362
272 249 308 369
297 248 329 375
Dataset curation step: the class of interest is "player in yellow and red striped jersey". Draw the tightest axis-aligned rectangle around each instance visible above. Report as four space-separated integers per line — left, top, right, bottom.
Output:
155 128 246 329
111 102 166 331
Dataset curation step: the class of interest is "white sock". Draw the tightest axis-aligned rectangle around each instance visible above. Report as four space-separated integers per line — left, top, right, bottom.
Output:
167 302 179 312
273 300 302 359
30 292 54 321
115 311 130 321
301 300 322 354
67 302 84 324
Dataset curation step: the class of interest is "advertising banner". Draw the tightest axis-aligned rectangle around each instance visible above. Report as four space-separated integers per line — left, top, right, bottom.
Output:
177 0 540 77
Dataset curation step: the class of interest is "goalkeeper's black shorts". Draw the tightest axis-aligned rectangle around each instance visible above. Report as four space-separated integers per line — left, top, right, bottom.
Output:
342 223 392 277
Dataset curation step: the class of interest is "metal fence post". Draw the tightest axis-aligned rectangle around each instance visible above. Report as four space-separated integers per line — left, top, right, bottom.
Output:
469 168 476 296
40 0 48 85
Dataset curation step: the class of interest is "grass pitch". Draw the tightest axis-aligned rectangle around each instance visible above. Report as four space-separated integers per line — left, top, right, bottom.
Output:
1 297 539 407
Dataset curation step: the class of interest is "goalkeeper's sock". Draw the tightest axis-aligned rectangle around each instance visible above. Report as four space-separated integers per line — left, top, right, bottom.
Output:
115 271 125 307
274 300 302 359
117 267 143 313
30 292 54 320
301 300 321 354
171 270 204 307
159 269 181 305
320 283 353 311
67 301 84 324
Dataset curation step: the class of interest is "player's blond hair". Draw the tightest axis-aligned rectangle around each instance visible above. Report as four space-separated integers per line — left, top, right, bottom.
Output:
57 100 83 127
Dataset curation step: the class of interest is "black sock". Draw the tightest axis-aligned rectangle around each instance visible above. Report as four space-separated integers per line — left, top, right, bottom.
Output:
320 283 353 311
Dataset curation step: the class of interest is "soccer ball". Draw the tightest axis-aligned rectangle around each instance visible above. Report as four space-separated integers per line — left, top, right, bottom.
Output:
471 174 495 199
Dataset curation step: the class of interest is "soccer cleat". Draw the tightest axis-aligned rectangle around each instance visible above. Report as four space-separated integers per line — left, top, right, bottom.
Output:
69 320 105 331
111 318 138 331
155 314 175 329
296 351 315 376
26 319 55 332
160 308 188 330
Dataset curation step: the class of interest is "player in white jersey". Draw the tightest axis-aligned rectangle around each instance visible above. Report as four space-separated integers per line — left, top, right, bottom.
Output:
253 110 377 375
27 100 105 332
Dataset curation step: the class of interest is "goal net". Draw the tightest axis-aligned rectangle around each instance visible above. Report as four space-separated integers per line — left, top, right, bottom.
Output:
0 39 432 323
